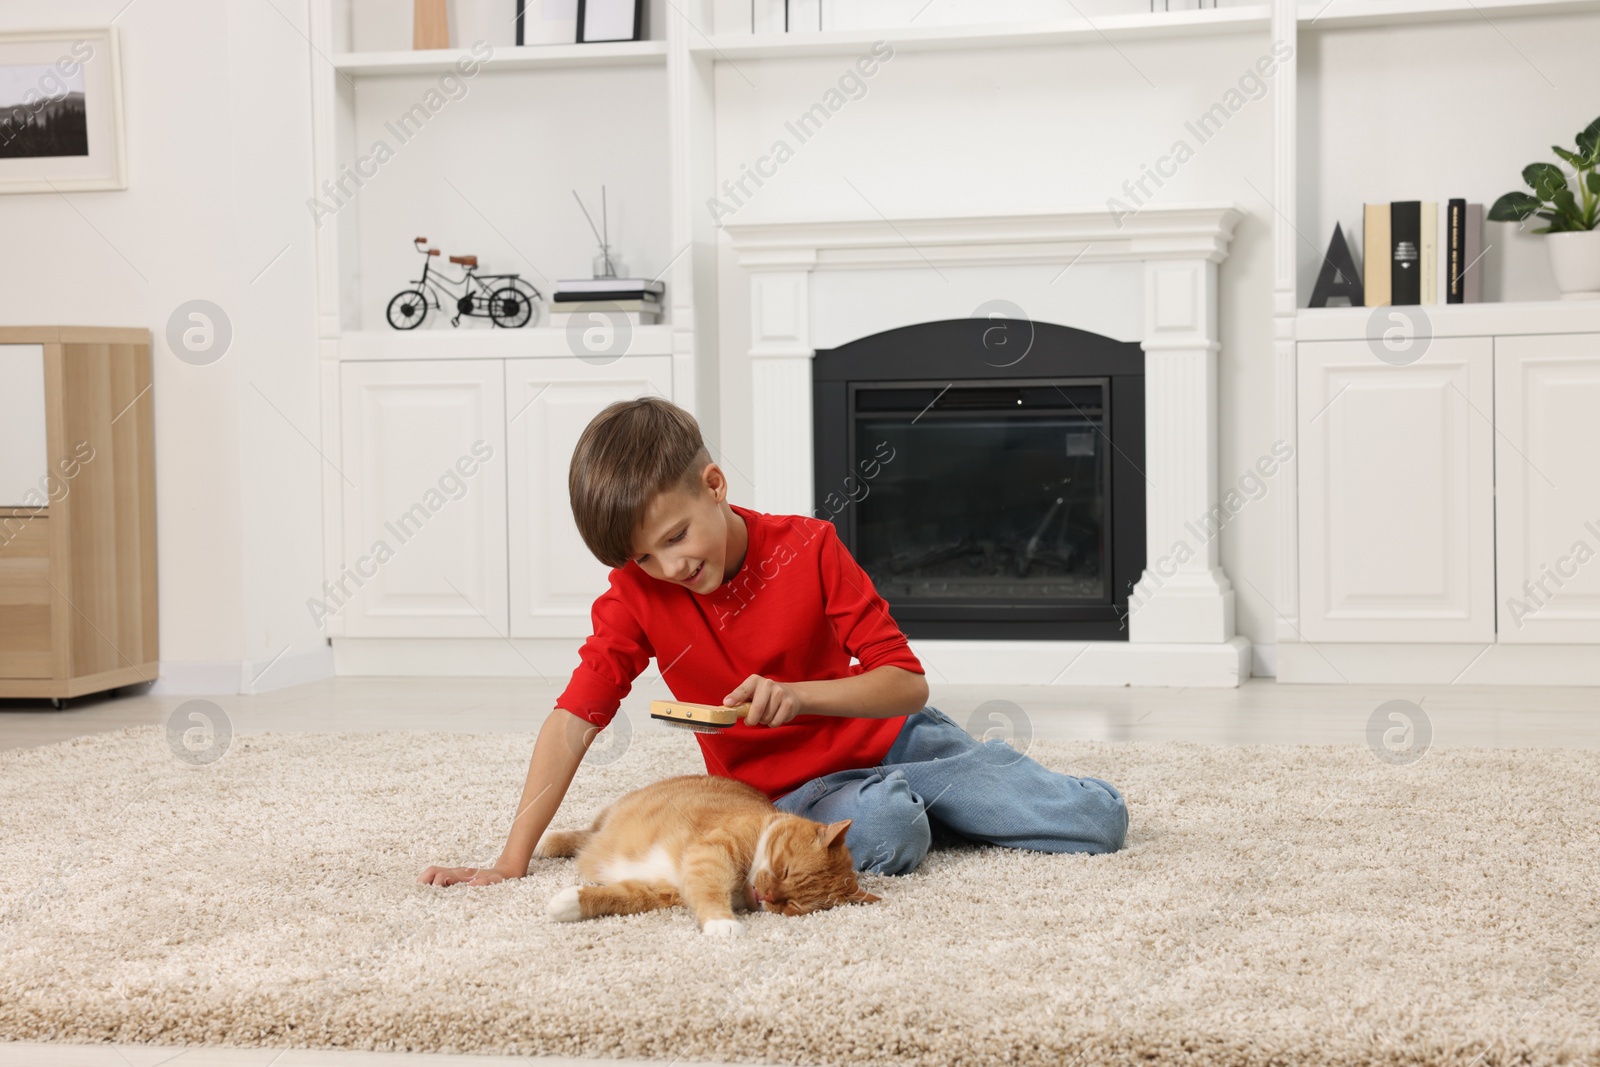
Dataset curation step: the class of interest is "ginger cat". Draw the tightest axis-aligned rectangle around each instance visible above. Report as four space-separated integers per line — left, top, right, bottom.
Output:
537 774 882 937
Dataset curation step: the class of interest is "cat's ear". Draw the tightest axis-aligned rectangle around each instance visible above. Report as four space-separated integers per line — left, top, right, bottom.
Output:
819 819 852 850
847 887 882 905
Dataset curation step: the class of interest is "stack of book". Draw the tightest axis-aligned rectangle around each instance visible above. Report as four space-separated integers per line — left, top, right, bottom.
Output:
1362 200 1485 306
548 278 665 326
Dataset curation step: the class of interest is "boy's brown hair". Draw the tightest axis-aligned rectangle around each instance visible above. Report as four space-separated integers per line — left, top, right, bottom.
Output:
569 396 714 568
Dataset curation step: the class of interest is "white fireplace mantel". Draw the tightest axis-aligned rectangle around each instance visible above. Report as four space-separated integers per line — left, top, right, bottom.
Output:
722 203 1253 688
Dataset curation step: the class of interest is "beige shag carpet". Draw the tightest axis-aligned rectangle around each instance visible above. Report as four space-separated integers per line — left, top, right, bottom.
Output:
2 724 1598 1067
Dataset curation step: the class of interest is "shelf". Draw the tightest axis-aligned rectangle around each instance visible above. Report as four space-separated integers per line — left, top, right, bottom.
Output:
683 0 1600 58
331 40 668 76
1296 300 1600 340
688 6 1272 61
1298 0 1600 29
336 326 675 361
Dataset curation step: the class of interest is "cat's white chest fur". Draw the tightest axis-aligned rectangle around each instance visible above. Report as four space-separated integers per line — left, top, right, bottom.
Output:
599 844 678 887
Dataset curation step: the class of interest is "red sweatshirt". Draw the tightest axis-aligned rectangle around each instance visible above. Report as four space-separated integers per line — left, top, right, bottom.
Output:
554 504 925 801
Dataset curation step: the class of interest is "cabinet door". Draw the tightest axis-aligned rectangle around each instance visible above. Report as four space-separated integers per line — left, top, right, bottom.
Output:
337 360 507 637
1297 338 1494 642
1495 333 1600 642
506 357 673 638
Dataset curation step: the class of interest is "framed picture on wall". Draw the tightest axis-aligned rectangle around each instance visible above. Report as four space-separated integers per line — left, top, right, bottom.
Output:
0 27 125 194
576 0 642 42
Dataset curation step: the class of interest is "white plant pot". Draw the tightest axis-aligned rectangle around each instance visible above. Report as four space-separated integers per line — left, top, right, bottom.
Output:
1547 229 1600 300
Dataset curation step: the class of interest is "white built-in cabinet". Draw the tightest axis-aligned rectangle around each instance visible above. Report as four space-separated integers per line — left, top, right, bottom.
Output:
336 355 672 640
1291 319 1600 680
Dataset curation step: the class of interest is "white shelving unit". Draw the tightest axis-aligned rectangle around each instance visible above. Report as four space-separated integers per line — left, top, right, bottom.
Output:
307 1 705 653
1271 0 1600 683
306 0 1600 677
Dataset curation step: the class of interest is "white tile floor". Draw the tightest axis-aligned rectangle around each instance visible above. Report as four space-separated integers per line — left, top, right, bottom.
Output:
3 675 1597 1066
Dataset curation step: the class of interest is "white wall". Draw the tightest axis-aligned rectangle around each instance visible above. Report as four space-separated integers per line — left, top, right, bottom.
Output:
0 1 327 692
710 29 1281 651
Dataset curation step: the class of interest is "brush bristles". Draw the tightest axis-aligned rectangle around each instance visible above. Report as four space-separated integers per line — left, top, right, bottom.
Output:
651 715 732 734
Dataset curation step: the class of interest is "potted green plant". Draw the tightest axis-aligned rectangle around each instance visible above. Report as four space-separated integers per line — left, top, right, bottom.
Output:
1488 116 1600 299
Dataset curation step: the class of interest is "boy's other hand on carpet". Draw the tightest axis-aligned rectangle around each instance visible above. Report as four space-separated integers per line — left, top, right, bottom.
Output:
417 864 516 887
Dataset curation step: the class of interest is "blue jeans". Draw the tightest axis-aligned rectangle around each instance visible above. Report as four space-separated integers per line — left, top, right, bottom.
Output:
772 705 1128 875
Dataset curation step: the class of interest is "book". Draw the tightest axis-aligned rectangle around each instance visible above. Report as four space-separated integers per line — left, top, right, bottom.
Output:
1435 202 1449 307
547 298 661 313
1445 200 1485 304
1391 201 1421 305
1463 202 1483 303
1447 199 1466 304
1364 203 1390 307
1420 201 1437 305
554 290 664 303
554 278 665 295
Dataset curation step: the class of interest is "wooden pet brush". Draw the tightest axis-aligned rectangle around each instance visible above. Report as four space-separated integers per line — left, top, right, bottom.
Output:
650 699 752 733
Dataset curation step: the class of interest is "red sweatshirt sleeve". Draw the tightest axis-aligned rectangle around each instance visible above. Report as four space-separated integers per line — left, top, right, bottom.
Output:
814 520 925 676
554 569 654 729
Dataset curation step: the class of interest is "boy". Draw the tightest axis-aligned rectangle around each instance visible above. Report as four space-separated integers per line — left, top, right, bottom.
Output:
418 397 1127 888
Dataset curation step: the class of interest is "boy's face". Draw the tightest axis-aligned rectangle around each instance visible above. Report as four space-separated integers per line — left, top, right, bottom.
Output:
628 463 734 593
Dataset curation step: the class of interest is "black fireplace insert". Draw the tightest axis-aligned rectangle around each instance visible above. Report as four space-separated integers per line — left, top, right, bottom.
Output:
812 318 1145 641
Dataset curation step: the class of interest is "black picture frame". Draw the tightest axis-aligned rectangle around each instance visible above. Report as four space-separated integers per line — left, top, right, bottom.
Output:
576 0 642 42
515 0 525 46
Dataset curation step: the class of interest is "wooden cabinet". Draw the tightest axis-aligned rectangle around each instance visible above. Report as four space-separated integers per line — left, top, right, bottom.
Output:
1296 338 1495 643
0 328 157 701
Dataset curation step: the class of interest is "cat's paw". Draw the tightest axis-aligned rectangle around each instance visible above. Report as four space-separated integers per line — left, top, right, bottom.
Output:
701 918 745 939
546 886 585 923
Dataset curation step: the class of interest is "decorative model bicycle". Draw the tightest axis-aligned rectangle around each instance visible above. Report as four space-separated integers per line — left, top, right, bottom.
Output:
386 237 543 329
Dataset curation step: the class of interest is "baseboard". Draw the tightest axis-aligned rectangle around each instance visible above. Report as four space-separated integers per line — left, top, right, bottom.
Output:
332 636 1252 688
150 662 242 696
1276 641 1600 685
152 646 336 696
909 636 1252 687
334 638 581 680
1252 643 1277 678
239 645 336 694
